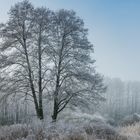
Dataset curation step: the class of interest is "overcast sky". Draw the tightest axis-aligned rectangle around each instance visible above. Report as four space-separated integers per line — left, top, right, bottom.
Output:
0 0 140 81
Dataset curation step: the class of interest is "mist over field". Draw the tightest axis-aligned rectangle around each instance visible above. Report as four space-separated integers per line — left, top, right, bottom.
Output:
0 0 139 140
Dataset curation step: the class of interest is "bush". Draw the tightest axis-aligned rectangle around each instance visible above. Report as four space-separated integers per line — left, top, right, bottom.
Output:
0 117 128 140
120 113 140 126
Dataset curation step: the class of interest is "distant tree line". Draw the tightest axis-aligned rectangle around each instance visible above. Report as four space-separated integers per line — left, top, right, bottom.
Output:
100 78 140 121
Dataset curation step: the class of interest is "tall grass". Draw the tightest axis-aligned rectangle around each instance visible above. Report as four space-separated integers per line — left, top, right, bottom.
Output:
119 122 140 140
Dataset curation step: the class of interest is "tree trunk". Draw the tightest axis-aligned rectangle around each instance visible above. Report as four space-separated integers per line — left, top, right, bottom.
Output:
38 26 44 120
52 98 58 122
52 75 60 122
52 40 63 122
23 31 41 119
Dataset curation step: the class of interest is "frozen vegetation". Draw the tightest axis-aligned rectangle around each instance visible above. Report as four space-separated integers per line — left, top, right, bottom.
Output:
0 114 127 140
1 111 140 140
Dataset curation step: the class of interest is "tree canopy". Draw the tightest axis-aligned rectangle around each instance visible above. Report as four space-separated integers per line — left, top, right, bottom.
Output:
0 0 106 121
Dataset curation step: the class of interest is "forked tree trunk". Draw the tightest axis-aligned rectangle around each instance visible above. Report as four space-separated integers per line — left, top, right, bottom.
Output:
23 31 43 120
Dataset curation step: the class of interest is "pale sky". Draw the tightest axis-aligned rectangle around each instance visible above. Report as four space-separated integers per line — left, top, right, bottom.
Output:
0 0 140 81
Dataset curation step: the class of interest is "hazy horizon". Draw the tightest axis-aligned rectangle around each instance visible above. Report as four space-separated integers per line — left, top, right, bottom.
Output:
0 0 140 81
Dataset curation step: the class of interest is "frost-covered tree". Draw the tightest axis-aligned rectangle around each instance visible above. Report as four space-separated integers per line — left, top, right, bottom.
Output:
0 1 106 122
47 10 106 121
0 1 52 120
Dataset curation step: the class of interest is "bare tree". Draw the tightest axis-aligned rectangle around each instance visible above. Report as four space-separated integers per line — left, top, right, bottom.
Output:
47 10 106 121
0 1 106 122
0 1 52 120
